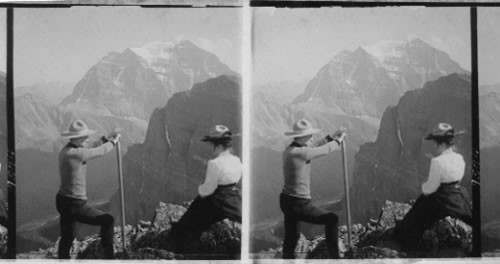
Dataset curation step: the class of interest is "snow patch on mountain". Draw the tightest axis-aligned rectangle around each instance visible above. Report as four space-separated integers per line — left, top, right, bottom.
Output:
130 41 177 65
364 40 407 62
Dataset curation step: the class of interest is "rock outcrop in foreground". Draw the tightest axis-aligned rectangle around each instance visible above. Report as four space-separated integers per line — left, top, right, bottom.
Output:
18 202 240 260
255 200 471 259
0 226 6 258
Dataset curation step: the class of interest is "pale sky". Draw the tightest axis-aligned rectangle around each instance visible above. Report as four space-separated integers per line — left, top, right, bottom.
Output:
253 7 471 86
14 7 242 87
479 8 500 86
6 7 500 87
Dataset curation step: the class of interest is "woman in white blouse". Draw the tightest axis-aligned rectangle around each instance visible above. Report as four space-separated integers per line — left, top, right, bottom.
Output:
170 125 242 256
393 123 472 254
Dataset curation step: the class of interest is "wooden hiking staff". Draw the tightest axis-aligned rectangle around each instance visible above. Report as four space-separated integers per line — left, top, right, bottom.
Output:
341 138 353 256
116 139 127 252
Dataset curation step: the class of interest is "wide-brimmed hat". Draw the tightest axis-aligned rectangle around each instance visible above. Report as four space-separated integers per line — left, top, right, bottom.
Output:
201 125 235 142
284 119 321 137
425 123 465 140
61 120 97 139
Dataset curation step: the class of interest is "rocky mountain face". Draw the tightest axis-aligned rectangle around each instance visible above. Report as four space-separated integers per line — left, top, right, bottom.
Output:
251 92 291 150
61 40 234 120
348 73 472 225
16 40 233 153
17 201 241 260
253 200 471 259
108 75 242 226
15 94 65 152
255 80 307 106
293 38 467 119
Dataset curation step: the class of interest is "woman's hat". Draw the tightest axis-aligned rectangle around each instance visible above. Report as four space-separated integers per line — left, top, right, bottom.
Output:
284 119 321 137
202 125 235 142
425 123 465 140
61 120 97 139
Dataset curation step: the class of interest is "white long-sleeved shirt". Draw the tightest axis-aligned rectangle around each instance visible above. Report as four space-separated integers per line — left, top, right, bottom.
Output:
421 148 465 195
198 151 242 197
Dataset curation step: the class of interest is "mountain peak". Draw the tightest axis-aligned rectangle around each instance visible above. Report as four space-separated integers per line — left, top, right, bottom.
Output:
61 39 235 120
353 46 369 55
177 40 197 48
130 41 180 63
364 38 437 61
407 37 429 46
293 37 466 118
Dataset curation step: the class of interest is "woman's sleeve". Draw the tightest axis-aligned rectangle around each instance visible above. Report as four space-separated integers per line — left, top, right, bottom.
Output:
421 159 442 195
198 160 219 197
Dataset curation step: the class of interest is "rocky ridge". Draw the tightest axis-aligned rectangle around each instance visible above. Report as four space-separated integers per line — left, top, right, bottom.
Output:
18 201 241 260
254 200 471 259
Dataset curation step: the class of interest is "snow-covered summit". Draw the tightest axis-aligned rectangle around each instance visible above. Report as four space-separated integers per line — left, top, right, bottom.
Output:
130 40 183 65
364 39 407 61
293 37 468 118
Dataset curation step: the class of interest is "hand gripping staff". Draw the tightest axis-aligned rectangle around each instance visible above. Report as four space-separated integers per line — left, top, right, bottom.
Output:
341 135 353 257
115 134 127 253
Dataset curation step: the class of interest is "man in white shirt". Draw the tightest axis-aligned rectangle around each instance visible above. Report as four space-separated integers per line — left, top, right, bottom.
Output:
393 123 472 255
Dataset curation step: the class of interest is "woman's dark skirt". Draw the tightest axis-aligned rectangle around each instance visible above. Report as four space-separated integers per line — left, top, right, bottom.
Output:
393 182 472 251
170 184 242 255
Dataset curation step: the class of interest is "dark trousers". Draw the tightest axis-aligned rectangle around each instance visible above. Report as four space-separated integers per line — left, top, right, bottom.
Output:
394 183 473 251
170 185 242 253
279 193 339 259
56 194 115 259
